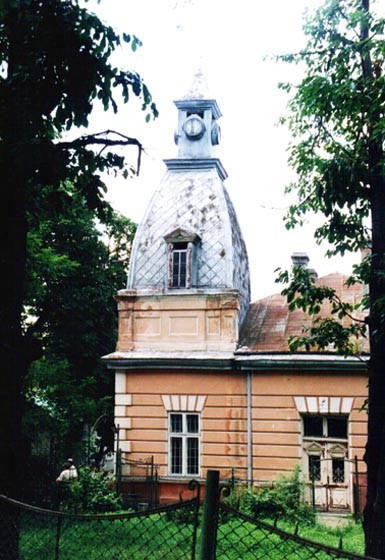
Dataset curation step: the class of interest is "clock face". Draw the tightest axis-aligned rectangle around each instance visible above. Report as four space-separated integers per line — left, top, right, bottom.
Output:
183 115 205 140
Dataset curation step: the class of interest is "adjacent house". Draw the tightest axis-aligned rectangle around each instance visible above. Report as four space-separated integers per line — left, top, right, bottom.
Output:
102 73 368 512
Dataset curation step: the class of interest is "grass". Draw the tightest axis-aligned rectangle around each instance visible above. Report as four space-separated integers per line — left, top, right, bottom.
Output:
19 511 195 559
215 515 365 560
17 509 366 560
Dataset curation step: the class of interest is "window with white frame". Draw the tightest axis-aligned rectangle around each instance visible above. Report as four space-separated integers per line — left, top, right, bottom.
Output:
170 242 188 287
164 229 200 289
168 412 200 476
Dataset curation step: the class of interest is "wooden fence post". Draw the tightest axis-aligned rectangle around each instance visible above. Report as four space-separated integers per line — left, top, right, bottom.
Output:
200 470 220 560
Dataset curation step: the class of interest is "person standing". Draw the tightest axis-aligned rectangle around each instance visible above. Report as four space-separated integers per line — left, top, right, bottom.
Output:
53 458 78 508
56 458 78 482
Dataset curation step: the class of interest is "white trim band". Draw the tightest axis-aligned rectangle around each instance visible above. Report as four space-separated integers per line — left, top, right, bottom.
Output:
162 394 207 412
294 396 354 414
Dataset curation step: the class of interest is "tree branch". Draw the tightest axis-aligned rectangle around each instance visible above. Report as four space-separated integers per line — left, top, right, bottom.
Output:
58 130 143 173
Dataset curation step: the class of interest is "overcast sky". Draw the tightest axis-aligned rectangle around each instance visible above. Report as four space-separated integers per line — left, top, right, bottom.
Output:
87 0 360 300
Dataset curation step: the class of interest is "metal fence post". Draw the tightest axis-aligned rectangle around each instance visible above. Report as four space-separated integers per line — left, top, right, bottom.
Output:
353 455 360 522
115 449 122 496
200 470 220 560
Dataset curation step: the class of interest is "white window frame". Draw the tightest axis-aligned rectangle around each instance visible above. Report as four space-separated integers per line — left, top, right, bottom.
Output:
170 242 189 288
168 412 201 477
302 414 349 485
164 229 201 289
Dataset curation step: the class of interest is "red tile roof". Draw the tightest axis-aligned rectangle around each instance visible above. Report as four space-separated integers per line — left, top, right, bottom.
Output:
239 273 369 353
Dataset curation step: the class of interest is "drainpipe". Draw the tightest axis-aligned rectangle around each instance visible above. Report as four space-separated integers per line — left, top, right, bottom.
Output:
246 371 253 487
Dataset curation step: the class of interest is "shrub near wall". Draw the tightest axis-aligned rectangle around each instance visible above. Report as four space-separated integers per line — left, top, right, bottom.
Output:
62 466 123 513
227 466 315 525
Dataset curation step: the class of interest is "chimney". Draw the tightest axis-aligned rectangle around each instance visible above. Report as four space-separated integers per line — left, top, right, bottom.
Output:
291 252 310 268
291 252 318 279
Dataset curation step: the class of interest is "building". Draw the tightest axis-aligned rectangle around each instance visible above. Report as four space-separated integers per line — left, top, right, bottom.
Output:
103 74 368 512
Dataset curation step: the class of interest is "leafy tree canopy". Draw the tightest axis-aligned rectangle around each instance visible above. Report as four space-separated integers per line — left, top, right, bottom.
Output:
23 182 136 459
276 1 385 556
0 0 156 517
279 0 385 254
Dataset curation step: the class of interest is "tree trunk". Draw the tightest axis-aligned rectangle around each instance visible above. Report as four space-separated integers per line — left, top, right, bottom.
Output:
0 3 31 558
363 125 385 557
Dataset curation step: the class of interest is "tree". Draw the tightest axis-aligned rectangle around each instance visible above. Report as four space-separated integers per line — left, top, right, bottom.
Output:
0 0 157 514
277 0 385 556
23 183 136 469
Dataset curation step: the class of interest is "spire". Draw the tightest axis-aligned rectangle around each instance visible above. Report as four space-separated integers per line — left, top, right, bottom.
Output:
182 68 210 100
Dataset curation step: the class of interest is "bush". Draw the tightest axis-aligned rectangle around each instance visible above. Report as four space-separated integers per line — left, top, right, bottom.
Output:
165 504 197 525
61 466 123 513
226 465 315 525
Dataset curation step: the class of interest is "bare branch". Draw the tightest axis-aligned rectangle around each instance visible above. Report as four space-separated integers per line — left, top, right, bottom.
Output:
58 130 144 173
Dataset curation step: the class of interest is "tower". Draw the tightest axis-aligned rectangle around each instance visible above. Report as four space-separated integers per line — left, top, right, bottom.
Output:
115 72 250 354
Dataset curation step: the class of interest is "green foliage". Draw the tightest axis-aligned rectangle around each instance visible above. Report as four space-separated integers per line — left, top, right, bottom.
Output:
1 0 140 459
25 357 107 440
274 0 385 355
0 0 153 519
18 512 365 559
62 466 122 513
277 3 385 554
275 265 367 355
22 183 136 452
1 0 158 130
226 466 315 525
278 0 384 255
165 504 196 525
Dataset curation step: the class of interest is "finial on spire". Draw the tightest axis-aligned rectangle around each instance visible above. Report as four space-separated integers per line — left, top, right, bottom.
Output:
182 66 210 100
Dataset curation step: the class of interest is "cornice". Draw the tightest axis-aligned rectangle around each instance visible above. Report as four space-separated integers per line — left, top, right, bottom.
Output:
102 351 368 373
163 158 228 181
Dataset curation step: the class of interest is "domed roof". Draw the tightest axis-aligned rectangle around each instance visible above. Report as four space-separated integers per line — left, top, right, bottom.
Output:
127 76 250 325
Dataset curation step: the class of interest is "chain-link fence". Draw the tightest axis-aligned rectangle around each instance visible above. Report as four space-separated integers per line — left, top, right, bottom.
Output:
0 470 375 560
0 495 199 560
216 503 372 560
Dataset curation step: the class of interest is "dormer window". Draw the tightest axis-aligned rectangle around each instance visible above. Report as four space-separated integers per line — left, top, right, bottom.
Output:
164 228 201 289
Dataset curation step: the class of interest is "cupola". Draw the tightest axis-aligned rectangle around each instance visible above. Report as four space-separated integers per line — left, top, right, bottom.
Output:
174 70 221 159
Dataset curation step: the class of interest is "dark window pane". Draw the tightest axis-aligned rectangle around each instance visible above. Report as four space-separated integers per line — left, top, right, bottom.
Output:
187 414 198 433
309 455 321 481
171 253 180 287
170 414 182 433
172 249 187 287
171 437 182 474
303 416 323 437
332 458 345 483
328 417 348 439
187 437 199 474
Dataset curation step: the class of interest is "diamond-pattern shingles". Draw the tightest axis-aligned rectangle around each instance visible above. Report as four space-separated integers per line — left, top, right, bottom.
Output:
127 167 250 322
239 273 368 352
223 187 250 323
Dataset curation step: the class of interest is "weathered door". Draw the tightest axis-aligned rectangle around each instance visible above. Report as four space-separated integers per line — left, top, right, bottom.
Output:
302 414 351 511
